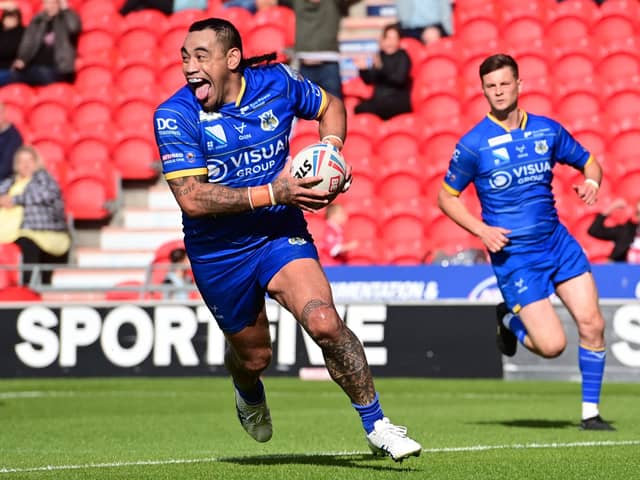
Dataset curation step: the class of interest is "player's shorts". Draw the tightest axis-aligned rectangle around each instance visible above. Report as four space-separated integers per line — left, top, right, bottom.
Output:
190 234 318 334
490 223 591 313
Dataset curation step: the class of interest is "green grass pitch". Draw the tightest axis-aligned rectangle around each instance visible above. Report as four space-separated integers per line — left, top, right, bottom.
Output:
1 377 639 479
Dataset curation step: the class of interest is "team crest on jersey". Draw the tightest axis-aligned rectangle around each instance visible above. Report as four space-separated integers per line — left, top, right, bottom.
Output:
534 139 549 155
259 110 279 131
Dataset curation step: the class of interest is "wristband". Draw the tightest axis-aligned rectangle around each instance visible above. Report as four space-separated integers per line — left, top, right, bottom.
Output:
321 134 344 151
248 184 276 210
585 178 600 189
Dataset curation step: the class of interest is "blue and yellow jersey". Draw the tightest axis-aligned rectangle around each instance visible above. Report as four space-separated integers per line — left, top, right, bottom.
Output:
153 64 328 261
443 111 592 247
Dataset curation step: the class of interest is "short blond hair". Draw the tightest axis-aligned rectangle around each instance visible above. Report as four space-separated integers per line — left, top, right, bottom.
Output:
13 145 44 171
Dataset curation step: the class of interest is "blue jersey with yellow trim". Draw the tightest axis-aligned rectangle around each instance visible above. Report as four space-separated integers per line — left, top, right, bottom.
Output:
153 64 327 262
443 112 591 248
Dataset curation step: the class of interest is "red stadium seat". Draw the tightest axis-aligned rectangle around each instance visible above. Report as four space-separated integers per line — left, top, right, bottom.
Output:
64 168 119 221
70 99 112 129
554 87 601 124
380 213 425 245
67 134 112 171
564 115 607 159
342 76 374 103
0 286 42 302
343 211 378 243
290 131 320 158
417 93 462 124
377 172 423 201
112 131 160 180
516 52 549 81
119 9 168 34
591 0 639 44
399 37 427 77
551 52 595 82
158 57 186 95
252 5 295 46
420 129 459 169
116 27 159 54
113 98 156 130
0 83 35 108
0 242 22 288
74 64 114 92
597 51 640 84
545 0 596 47
457 17 500 46
427 215 479 255
244 24 288 62
500 17 545 47
115 63 157 91
78 0 118 21
159 26 188 56
165 8 208 30
383 237 428 265
413 46 458 85
455 1 497 28
375 131 420 165
27 100 68 131
606 89 640 120
33 82 77 106
105 280 154 301
341 131 375 162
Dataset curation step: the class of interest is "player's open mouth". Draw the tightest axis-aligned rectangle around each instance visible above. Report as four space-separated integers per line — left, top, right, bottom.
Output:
188 78 211 101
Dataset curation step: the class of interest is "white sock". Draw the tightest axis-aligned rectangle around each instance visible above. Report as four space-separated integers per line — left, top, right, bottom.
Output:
582 402 599 420
502 312 514 330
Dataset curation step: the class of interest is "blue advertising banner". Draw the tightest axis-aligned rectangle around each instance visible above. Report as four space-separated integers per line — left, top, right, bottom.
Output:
324 264 640 302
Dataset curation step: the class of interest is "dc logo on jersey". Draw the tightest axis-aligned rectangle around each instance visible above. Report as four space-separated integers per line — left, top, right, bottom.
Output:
207 159 228 182
489 170 512 190
534 139 549 155
205 125 227 146
259 110 279 131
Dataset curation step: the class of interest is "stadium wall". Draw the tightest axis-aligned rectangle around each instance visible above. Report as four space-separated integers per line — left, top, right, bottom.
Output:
0 301 638 381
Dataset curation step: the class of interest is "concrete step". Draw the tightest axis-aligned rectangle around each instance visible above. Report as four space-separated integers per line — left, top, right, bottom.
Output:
75 247 155 268
52 267 147 288
100 227 182 251
148 184 176 210
122 207 182 229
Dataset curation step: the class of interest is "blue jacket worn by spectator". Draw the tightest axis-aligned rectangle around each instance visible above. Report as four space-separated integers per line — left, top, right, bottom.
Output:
0 101 23 182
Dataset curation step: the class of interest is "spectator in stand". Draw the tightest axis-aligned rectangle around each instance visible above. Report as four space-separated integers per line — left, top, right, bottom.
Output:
354 23 412 120
320 203 358 265
162 246 194 299
222 0 291 15
588 197 640 263
292 0 362 99
396 0 452 45
0 101 23 182
119 0 207 15
3 0 81 87
0 145 71 285
0 3 24 86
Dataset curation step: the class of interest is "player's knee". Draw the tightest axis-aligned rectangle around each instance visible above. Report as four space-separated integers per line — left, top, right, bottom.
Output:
304 306 343 342
239 347 272 375
539 340 566 359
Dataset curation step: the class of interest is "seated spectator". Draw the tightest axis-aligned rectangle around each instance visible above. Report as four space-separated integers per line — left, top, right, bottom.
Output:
0 100 23 182
162 247 194 299
587 197 640 263
320 203 358 265
3 0 81 87
0 3 24 86
0 145 71 285
119 0 207 15
354 23 412 120
396 0 452 44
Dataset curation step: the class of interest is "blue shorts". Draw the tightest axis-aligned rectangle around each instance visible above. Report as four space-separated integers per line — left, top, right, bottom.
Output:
190 235 318 334
490 223 591 313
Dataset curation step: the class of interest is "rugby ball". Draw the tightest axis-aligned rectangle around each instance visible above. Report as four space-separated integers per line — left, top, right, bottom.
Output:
291 142 347 196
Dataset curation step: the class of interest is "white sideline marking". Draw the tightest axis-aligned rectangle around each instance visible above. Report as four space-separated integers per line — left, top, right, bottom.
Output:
1 440 639 474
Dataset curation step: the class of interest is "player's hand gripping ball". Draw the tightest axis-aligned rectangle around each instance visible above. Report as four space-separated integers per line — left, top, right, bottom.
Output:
291 143 347 208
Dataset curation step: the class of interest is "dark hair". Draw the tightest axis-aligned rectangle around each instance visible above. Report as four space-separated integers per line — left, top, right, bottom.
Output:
189 17 277 69
383 23 401 37
169 247 187 263
1 7 22 26
479 54 519 80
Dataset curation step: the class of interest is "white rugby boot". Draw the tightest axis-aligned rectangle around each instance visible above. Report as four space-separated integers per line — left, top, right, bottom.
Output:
234 387 272 442
366 417 422 462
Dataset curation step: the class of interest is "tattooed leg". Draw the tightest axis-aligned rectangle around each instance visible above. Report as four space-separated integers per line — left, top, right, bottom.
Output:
301 299 376 405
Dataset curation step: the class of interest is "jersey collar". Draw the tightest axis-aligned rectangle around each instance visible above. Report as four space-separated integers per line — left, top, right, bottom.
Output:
487 109 528 132
235 75 246 107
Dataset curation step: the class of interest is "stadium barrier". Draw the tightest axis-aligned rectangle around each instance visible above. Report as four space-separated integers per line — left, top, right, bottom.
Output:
0 301 638 381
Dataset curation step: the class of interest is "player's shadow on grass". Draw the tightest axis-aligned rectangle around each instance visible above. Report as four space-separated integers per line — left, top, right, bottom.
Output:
220 453 420 472
473 419 575 429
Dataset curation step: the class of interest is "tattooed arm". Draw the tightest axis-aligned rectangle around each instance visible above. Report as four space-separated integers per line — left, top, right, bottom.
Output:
167 168 332 217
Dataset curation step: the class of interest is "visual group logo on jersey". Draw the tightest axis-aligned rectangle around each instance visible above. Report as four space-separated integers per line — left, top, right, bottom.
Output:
207 159 228 182
489 170 512 189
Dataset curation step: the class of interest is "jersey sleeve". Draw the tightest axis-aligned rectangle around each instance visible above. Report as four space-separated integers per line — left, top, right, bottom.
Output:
553 122 592 170
442 141 478 196
153 103 208 180
277 64 329 121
